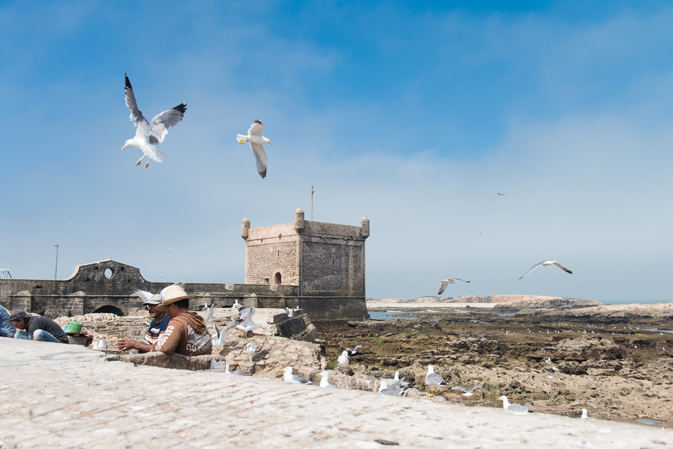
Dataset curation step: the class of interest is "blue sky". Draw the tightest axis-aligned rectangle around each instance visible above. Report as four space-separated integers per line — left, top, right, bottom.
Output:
2 1 673 304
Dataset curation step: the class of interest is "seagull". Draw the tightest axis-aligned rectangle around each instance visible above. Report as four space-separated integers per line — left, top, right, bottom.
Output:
231 299 243 311
236 307 264 337
225 362 250 376
245 342 263 354
379 380 412 396
425 365 447 396
498 396 529 414
204 304 216 326
133 288 161 304
581 408 591 419
122 74 186 168
337 350 350 367
202 302 209 311
95 336 107 351
284 306 300 318
496 193 506 196
317 371 339 389
451 385 484 396
438 278 471 295
518 261 573 280
236 120 274 179
282 367 312 384
212 321 237 355
346 345 362 355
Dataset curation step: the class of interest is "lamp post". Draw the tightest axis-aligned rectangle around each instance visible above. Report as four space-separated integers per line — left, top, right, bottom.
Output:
54 244 59 280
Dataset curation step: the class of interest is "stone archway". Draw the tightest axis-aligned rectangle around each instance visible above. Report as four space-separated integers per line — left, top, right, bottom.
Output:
275 272 282 284
93 305 125 316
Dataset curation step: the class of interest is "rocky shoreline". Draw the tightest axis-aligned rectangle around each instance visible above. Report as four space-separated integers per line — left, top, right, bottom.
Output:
318 298 673 426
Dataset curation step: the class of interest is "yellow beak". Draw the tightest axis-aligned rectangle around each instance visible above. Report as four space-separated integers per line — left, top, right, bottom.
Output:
269 142 274 145
121 145 127 150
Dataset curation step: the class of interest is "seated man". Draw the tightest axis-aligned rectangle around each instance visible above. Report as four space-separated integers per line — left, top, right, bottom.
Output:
115 290 169 352
9 310 68 343
0 305 16 338
153 283 212 356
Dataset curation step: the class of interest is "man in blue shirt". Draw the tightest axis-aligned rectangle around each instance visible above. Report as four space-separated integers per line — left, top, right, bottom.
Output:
115 291 169 352
0 305 16 337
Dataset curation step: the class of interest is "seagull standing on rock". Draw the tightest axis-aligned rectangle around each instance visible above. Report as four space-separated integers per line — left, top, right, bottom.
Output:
337 350 350 367
282 367 312 384
237 120 274 179
425 365 447 396
498 396 530 414
122 74 186 168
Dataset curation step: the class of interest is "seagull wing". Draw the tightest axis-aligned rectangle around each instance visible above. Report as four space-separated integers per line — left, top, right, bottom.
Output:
451 386 468 393
160 281 183 300
204 304 216 326
124 74 146 127
438 280 449 295
518 261 545 280
133 288 154 303
149 103 187 144
213 323 221 339
248 120 264 136
470 385 484 392
249 142 268 179
553 262 573 275
454 278 470 283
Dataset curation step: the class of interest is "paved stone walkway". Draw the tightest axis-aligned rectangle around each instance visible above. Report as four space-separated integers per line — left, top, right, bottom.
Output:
1 338 671 448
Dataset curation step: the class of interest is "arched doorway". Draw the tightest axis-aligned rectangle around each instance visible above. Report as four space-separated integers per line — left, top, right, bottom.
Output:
93 305 125 316
275 272 282 284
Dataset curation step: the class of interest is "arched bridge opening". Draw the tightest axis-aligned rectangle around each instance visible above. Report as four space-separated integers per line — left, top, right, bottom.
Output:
93 305 125 316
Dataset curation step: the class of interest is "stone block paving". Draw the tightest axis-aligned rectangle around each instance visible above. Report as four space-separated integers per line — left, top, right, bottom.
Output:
1 338 672 448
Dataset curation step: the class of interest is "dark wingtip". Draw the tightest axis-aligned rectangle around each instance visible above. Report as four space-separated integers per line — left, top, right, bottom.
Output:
174 103 187 115
260 170 267 179
254 119 263 125
125 74 132 89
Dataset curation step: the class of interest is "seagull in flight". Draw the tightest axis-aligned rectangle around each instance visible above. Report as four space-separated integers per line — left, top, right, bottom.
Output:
496 193 506 196
518 261 573 280
237 120 274 179
451 384 484 396
438 278 470 295
122 74 186 168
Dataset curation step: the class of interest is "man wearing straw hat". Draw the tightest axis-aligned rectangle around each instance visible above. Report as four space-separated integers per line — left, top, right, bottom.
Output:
115 290 170 352
153 283 212 356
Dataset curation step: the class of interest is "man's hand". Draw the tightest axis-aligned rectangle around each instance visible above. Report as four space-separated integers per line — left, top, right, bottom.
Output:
115 337 151 352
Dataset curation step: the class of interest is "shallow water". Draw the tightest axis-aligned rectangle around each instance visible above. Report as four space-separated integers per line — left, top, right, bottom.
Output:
637 418 662 426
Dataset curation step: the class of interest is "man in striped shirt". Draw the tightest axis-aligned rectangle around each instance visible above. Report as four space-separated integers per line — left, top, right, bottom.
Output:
115 293 169 352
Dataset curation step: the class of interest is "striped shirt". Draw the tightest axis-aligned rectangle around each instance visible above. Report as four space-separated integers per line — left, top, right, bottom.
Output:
144 314 169 345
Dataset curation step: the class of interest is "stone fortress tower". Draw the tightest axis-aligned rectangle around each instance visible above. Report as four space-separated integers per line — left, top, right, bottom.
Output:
241 208 370 318
0 208 370 321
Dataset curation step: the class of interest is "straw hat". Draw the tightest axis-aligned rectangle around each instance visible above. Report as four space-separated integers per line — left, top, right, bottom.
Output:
156 284 195 311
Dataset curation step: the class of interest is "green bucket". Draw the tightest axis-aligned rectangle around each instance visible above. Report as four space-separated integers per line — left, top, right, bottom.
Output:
66 321 83 334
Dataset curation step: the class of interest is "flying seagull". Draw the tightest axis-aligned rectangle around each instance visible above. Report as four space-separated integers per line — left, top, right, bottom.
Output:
496 193 506 196
518 261 573 280
438 278 471 295
237 120 274 179
122 74 186 168
451 384 484 396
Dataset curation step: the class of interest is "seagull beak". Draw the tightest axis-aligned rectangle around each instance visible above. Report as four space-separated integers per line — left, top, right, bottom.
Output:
269 142 274 145
121 145 127 150
316 373 322 377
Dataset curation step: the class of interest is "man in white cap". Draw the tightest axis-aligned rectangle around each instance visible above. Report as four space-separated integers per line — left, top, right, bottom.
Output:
153 283 212 356
115 290 169 352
